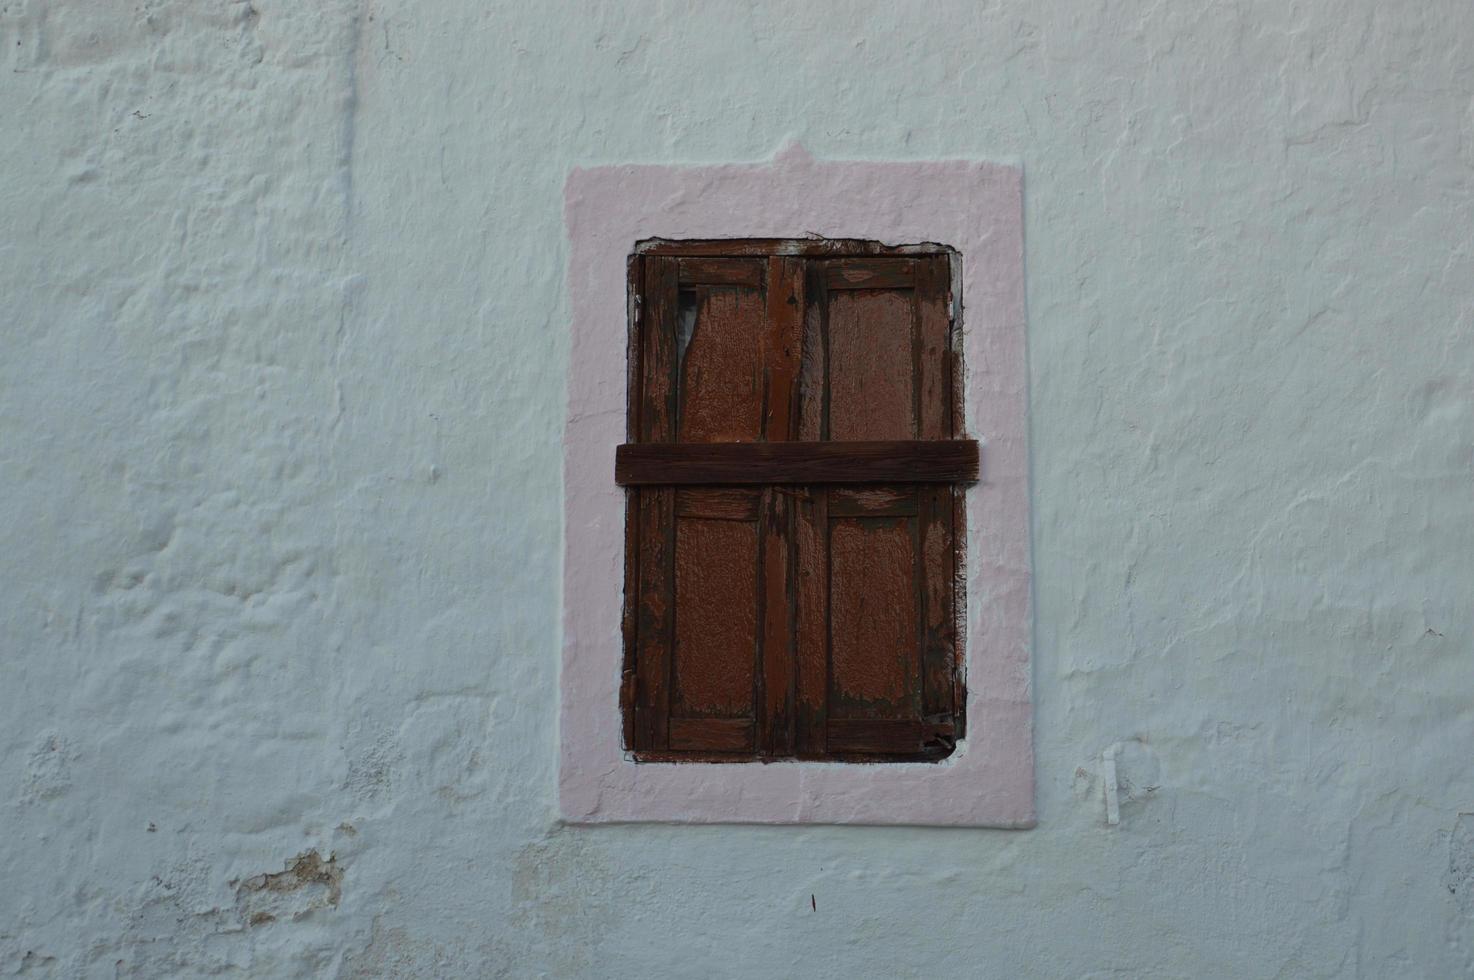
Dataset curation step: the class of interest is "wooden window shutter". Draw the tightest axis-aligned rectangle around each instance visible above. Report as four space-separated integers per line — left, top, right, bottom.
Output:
617 241 976 762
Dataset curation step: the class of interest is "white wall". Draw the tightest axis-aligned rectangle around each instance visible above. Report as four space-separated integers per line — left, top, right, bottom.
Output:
3 1 1472 976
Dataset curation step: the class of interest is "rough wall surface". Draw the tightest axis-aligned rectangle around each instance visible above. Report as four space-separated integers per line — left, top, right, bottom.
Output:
1 1 1471 976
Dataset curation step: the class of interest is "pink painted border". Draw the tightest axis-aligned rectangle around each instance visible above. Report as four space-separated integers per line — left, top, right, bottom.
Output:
560 145 1033 826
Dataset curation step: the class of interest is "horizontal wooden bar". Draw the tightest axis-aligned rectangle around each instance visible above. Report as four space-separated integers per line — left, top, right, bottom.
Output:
668 717 754 752
636 238 955 259
824 719 956 756
677 258 763 288
823 259 915 290
615 440 979 486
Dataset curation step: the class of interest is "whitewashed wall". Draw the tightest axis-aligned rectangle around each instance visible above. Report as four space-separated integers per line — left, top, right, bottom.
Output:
3 2 1472 976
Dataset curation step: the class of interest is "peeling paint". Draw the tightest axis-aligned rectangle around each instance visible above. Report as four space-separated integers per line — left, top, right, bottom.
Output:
223 850 346 946
236 850 343 911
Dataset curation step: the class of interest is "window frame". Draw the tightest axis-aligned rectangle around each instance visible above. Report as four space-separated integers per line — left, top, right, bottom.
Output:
560 145 1034 826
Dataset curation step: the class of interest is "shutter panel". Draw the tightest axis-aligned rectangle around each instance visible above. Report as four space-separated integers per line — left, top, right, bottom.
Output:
627 257 786 756
623 247 964 761
794 256 959 759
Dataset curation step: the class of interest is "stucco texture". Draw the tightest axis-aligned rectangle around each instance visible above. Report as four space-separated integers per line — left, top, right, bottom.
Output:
2 1 1472 977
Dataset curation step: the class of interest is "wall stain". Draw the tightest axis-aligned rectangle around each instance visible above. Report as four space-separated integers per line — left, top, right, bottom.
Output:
1448 814 1474 915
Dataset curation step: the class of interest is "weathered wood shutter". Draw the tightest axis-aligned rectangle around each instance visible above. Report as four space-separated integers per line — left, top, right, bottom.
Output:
617 241 975 762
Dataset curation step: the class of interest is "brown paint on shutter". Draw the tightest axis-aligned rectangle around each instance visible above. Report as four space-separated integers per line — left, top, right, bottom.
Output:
757 256 803 756
794 487 828 758
827 486 918 517
826 283 917 441
828 514 918 719
631 256 679 751
826 720 956 758
800 262 828 441
920 485 958 722
620 256 642 752
810 259 950 752
677 257 764 288
916 256 952 442
915 256 961 729
823 258 917 290
763 256 804 442
757 488 794 756
667 718 754 753
671 511 759 747
675 268 765 443
633 485 675 750
675 487 760 520
640 257 679 444
623 243 967 762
